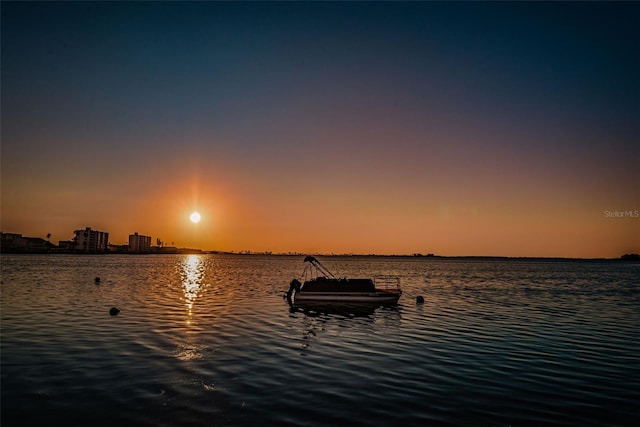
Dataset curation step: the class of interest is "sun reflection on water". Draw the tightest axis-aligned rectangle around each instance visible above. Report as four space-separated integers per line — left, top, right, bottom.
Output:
179 255 206 317
176 255 208 361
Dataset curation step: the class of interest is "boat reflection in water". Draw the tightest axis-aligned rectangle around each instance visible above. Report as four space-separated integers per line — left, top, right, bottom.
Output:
287 256 402 308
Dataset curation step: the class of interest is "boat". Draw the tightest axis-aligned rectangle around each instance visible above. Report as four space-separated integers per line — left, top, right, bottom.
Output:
286 256 402 304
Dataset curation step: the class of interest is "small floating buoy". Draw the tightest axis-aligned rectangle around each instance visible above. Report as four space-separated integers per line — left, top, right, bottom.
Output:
95 277 101 284
416 296 425 304
109 307 120 316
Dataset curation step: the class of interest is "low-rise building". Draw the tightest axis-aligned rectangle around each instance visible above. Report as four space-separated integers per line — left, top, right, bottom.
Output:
58 240 75 251
1 232 54 252
1 232 22 250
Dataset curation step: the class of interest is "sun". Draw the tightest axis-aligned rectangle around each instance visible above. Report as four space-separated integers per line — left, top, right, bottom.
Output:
190 211 201 223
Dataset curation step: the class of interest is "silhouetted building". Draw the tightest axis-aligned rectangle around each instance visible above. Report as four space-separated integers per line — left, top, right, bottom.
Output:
73 227 109 252
1 232 54 252
129 232 151 253
58 240 75 251
1 232 22 250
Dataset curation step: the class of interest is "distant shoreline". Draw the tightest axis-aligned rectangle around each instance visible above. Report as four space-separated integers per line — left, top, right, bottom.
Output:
1 250 638 262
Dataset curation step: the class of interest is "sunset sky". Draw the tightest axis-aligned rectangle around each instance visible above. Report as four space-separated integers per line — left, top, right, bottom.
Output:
2 1 638 257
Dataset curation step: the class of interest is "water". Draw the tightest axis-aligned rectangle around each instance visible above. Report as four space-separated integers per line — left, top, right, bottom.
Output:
1 254 638 426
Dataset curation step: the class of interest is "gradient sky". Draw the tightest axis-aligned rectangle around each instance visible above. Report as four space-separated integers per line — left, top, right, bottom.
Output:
2 1 638 257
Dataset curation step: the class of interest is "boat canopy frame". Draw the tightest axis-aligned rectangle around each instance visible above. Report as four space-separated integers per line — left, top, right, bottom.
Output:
302 255 337 281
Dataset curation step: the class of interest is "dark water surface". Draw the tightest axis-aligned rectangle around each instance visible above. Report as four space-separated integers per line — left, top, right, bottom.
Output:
1 254 638 426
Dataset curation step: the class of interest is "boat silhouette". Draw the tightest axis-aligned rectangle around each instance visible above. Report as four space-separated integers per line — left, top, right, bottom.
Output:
287 256 402 304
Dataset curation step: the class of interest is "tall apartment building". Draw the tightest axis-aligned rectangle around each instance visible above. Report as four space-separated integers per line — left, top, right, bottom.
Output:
73 227 109 252
129 232 151 253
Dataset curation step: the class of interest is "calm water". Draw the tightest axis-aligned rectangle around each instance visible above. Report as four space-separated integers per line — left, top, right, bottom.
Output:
1 254 638 426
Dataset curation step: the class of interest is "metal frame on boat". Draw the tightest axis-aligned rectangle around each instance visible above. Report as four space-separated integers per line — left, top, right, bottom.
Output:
287 256 402 304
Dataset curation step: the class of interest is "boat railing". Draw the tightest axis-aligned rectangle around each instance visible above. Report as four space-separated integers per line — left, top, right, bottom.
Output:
373 275 401 290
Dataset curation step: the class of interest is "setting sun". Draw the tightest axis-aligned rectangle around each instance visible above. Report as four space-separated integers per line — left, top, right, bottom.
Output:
190 212 201 223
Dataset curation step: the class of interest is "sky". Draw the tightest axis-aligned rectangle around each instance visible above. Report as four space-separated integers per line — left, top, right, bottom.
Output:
1 1 638 257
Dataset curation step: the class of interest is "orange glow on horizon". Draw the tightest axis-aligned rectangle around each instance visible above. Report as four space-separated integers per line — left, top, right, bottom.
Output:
1 166 637 258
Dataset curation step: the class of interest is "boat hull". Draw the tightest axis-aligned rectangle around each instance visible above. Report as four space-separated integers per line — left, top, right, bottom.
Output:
293 290 401 303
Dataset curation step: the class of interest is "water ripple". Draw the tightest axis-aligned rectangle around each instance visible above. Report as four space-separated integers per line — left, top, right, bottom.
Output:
1 255 638 426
